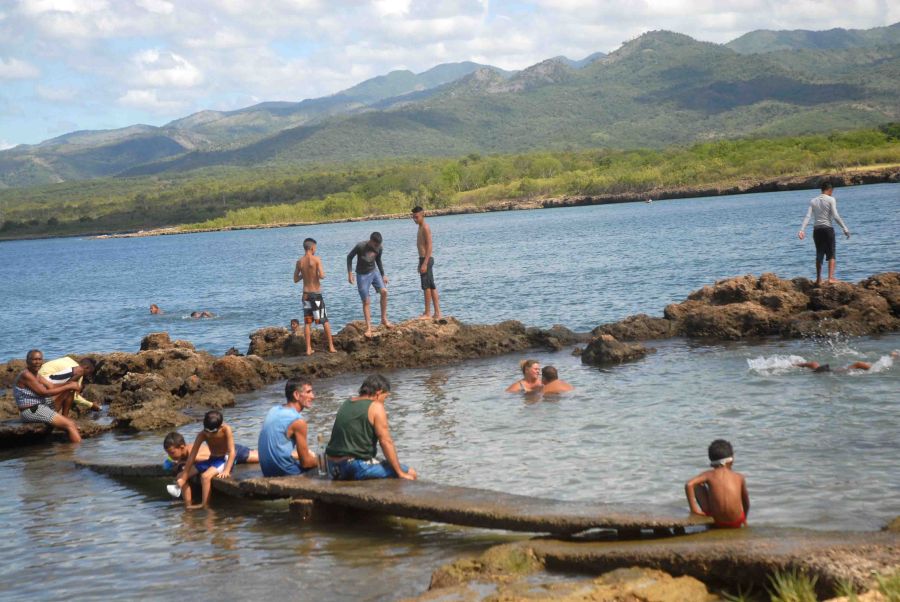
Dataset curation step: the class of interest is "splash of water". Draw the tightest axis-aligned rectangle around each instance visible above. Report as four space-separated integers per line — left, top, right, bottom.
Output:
746 355 807 374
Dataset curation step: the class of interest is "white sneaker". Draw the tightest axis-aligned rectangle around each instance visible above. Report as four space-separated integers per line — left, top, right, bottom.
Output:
166 484 182 498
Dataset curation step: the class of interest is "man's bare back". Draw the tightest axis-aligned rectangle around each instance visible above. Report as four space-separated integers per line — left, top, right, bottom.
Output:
295 255 324 293
686 466 749 527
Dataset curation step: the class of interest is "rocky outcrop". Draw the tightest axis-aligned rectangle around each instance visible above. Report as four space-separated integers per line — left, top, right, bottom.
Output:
249 318 589 378
581 334 653 366
597 272 900 341
0 320 590 446
407 531 900 601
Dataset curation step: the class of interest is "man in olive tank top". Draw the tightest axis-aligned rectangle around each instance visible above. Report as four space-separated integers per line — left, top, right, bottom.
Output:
325 374 417 480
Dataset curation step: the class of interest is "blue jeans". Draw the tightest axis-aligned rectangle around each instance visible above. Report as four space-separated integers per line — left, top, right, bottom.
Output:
327 457 407 480
356 271 385 301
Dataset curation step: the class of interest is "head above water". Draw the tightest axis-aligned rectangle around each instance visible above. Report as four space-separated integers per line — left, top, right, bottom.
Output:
203 410 223 433
541 366 559 383
303 238 317 252
520 359 540 379
708 439 734 467
359 374 391 397
149 304 160 314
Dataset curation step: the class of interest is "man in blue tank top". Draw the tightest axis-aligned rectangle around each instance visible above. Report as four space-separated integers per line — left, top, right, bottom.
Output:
258 377 319 477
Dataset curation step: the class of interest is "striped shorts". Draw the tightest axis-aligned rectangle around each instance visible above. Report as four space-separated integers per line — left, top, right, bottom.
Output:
20 403 57 425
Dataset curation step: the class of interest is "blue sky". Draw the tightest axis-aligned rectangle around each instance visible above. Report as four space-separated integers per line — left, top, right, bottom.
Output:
1 0 897 148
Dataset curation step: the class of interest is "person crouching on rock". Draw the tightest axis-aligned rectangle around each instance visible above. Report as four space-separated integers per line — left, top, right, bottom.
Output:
541 366 574 394
325 374 417 481
506 359 543 393
685 439 749 528
39 355 101 413
258 377 319 477
163 430 260 479
178 410 238 509
13 349 83 443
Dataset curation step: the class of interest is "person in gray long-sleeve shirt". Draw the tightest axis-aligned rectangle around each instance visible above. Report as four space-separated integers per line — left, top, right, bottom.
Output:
347 232 392 336
798 181 850 285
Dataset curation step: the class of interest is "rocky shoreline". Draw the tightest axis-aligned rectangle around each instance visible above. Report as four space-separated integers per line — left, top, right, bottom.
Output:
91 166 900 240
2 272 898 447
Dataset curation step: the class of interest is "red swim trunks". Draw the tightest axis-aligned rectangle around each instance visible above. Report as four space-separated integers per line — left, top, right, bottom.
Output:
710 511 746 529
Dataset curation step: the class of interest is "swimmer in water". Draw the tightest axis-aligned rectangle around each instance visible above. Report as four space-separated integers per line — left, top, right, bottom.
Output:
190 311 214 319
795 351 898 373
150 304 161 314
506 359 542 393
540 366 574 393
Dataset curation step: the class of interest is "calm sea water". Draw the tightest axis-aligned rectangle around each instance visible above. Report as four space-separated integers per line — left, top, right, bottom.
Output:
1 184 899 601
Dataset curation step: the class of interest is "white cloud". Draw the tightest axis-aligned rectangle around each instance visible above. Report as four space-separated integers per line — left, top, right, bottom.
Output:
118 89 188 113
0 0 897 145
131 49 203 88
0 139 15 150
0 57 40 79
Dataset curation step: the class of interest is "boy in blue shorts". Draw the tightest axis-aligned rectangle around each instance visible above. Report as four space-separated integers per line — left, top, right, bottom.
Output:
347 232 392 337
172 411 243 508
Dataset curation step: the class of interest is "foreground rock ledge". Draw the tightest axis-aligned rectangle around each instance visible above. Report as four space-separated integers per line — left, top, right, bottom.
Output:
404 530 900 601
596 272 900 341
1 318 588 445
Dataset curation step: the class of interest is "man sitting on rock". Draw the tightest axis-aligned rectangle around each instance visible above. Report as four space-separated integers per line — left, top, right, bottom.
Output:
12 349 83 443
258 377 318 477
325 374 417 481
541 366 574 394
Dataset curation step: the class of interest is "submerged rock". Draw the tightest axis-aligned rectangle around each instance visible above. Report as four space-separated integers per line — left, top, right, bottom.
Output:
581 334 653 366
597 272 900 341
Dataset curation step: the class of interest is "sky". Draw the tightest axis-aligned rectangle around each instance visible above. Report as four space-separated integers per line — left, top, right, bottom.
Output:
1 0 897 148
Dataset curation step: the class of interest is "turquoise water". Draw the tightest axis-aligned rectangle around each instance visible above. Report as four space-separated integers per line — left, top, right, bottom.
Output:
0 184 898 601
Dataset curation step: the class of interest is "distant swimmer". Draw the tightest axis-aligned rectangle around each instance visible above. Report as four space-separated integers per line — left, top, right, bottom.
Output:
149 304 162 314
190 311 214 319
506 359 543 393
294 237 336 355
412 206 442 320
798 181 850 285
347 232 391 337
685 439 749 529
795 351 898 373
541 366 574 393
13 349 83 443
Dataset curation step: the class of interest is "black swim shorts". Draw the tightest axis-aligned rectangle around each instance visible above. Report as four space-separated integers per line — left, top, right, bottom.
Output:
419 257 436 290
813 226 836 263
302 292 328 324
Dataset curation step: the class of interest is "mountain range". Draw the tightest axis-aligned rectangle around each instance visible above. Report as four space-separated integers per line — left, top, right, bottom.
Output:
1 22 899 188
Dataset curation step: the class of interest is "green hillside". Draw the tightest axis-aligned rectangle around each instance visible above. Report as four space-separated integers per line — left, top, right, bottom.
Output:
2 126 899 240
727 22 900 54
121 31 899 177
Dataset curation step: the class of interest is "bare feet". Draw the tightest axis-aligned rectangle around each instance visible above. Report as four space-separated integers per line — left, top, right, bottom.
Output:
328 346 337 353
827 278 839 284
364 330 375 338
814 279 822 287
306 349 315 356
417 313 432 320
381 320 394 329
433 312 442 320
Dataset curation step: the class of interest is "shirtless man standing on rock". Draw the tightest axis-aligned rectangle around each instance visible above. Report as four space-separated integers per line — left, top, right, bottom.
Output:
412 206 441 320
294 237 336 355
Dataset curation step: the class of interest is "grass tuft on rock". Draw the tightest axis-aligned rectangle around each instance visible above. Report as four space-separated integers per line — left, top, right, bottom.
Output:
768 568 818 602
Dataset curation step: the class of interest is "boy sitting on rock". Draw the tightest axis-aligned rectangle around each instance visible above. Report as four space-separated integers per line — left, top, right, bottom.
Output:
167 411 243 509
684 439 749 528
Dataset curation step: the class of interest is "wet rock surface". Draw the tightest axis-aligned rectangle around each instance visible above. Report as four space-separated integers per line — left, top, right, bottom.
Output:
406 531 900 601
597 272 900 341
581 334 653 366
